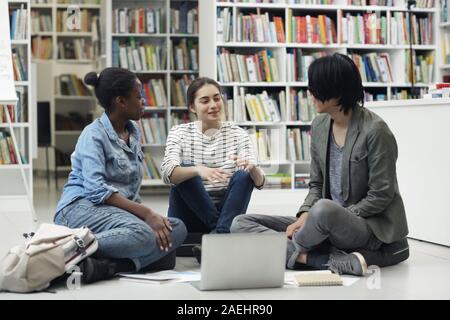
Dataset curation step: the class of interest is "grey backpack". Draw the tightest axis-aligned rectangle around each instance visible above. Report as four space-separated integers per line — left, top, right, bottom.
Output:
0 223 98 293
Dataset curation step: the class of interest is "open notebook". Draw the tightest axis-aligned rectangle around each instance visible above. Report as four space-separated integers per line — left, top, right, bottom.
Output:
294 270 343 287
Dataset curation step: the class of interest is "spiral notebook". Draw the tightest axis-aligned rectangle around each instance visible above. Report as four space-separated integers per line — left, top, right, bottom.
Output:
294 270 343 287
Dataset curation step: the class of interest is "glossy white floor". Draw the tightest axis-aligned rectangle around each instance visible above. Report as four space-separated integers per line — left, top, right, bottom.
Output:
1 177 450 300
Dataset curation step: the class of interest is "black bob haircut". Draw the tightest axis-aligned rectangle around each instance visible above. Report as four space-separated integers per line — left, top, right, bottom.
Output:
308 53 364 114
84 67 138 112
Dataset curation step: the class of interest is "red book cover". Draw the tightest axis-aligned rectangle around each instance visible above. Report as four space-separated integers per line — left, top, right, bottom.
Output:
253 54 263 82
6 137 18 164
434 83 450 89
297 16 303 43
363 14 369 44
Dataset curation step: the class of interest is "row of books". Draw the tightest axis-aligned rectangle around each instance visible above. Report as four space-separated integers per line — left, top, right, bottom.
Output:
218 98 236 122
218 10 432 46
0 131 26 165
288 90 317 122
170 75 195 107
243 90 282 122
340 13 387 45
112 8 163 34
248 127 279 162
287 128 311 161
219 89 316 123
137 115 168 145
31 11 52 32
217 48 280 83
142 154 161 180
0 88 27 123
219 0 333 3
221 0 432 6
265 173 292 189
286 49 326 82
57 38 95 60
350 52 393 83
443 32 450 65
349 0 398 4
217 8 233 42
442 0 450 23
287 12 337 45
423 83 450 98
170 5 198 34
349 0 434 7
390 12 433 46
12 47 28 82
54 0 100 4
171 39 199 71
391 87 427 99
364 91 388 101
171 112 195 127
142 79 168 107
405 51 434 84
234 11 285 43
112 38 167 71
56 9 99 33
295 173 310 189
55 74 92 96
9 5 28 40
31 36 52 59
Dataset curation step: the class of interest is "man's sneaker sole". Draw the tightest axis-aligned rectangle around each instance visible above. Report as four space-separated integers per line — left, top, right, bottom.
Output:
351 252 368 276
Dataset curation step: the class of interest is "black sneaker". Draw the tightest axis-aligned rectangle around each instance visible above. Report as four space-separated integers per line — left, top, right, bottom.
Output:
77 257 116 284
192 245 202 264
328 250 368 276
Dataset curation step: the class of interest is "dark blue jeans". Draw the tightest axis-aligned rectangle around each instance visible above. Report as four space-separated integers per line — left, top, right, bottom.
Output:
168 170 254 233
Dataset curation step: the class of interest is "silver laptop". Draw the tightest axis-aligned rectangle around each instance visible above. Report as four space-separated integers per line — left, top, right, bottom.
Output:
191 233 287 291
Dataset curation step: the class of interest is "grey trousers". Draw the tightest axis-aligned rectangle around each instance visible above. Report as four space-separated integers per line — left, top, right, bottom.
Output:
231 199 383 268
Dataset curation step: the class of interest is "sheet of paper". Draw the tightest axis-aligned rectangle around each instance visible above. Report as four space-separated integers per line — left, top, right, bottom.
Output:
340 275 360 286
118 270 201 284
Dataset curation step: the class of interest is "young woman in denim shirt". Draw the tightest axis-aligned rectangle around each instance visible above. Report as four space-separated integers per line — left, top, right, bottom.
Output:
54 68 187 283
161 78 265 260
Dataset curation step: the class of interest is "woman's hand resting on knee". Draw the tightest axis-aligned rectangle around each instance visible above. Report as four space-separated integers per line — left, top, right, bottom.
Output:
196 165 230 183
144 210 173 252
286 211 309 239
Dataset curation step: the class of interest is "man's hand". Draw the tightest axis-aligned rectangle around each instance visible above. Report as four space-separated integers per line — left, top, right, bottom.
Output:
144 211 173 251
286 211 309 239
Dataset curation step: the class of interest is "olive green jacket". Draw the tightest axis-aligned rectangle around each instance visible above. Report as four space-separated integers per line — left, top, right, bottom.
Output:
297 106 408 243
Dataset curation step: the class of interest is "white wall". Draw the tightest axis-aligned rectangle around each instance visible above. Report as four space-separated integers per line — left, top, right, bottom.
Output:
368 99 450 246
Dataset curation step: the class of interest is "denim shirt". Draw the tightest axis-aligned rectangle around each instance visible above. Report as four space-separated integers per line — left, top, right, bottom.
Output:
55 112 144 214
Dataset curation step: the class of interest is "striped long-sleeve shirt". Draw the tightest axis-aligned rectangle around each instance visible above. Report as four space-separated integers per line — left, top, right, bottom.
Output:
161 121 264 201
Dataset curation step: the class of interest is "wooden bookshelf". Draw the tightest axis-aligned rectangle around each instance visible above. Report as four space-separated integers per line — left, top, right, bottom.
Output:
200 0 438 189
106 0 199 187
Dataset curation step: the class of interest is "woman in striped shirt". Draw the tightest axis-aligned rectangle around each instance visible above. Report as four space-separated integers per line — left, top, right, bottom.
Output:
161 77 265 237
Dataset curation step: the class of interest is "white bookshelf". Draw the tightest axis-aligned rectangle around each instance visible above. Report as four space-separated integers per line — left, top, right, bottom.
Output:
30 0 103 185
30 0 101 62
106 0 199 187
1 0 34 198
199 0 438 189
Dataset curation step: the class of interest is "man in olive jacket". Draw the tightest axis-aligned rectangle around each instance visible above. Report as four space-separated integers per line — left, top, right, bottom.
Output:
231 53 409 276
